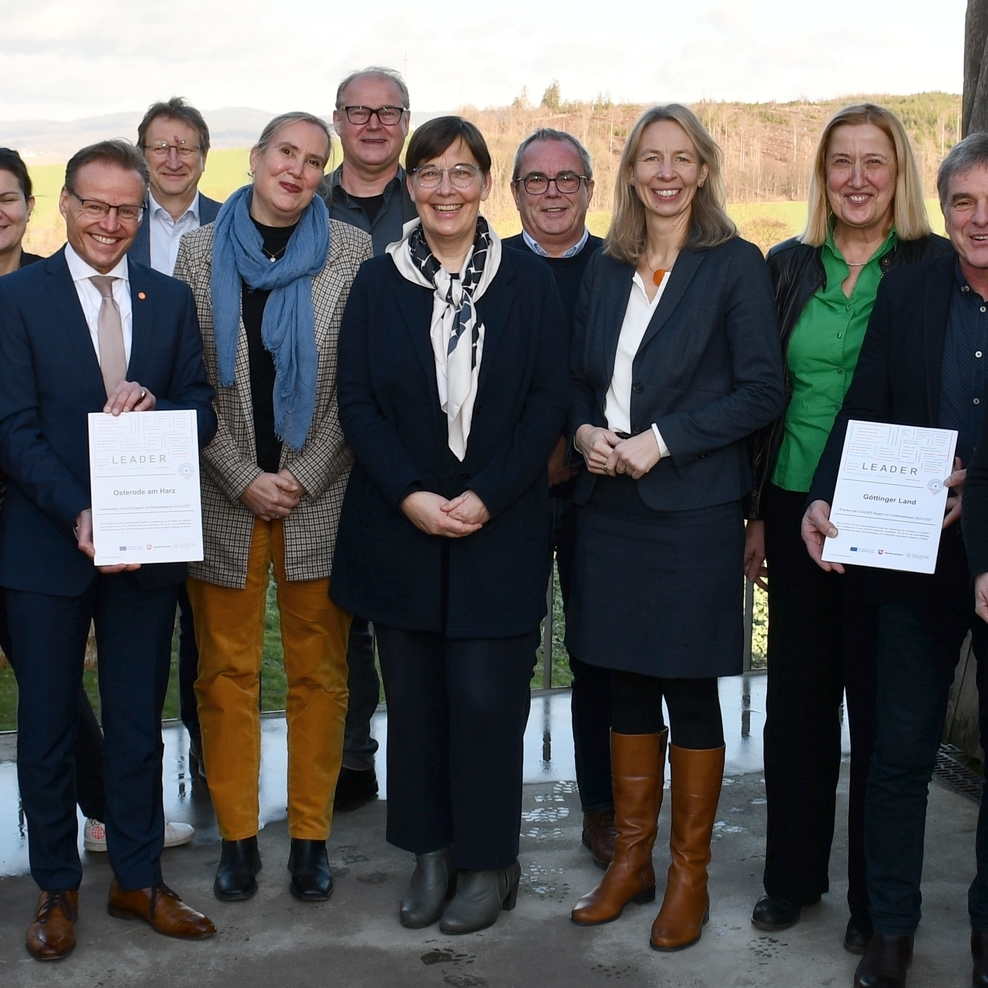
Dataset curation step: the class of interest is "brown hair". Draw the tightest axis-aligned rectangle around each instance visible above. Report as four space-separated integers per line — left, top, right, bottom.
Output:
405 116 491 174
65 140 149 191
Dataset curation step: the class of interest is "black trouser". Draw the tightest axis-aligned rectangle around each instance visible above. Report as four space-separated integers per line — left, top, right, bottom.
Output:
761 484 878 919
609 670 724 749
554 494 613 812
376 625 536 871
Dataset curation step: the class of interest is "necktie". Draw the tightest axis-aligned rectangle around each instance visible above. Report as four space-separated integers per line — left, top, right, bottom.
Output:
91 276 127 396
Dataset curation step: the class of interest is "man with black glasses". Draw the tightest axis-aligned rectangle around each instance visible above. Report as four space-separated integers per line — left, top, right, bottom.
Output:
321 67 418 810
503 130 610 871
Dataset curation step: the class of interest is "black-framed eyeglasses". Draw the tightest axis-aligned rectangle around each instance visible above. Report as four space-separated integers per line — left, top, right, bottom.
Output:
65 187 144 224
340 105 407 126
410 164 482 189
142 140 203 160
514 172 588 195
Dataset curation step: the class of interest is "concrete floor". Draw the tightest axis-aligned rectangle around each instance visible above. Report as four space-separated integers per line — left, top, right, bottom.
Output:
0 674 979 987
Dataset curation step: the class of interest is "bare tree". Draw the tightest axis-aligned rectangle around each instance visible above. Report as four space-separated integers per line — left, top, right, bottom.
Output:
965 0 988 134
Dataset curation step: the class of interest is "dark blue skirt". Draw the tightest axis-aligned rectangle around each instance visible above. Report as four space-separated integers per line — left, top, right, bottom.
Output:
564 474 744 679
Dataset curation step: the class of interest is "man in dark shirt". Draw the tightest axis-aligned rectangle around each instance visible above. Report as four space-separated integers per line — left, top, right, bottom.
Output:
502 129 612 869
804 133 988 988
320 66 416 808
321 66 417 255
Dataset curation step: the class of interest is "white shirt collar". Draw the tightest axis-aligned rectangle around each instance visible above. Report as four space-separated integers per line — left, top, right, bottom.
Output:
148 189 200 223
64 242 130 285
521 227 590 259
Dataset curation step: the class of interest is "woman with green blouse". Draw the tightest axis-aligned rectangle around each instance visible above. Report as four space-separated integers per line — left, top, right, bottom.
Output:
745 104 951 952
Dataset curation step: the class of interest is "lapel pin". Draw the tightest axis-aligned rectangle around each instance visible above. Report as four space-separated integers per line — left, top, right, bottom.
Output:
138 292 147 300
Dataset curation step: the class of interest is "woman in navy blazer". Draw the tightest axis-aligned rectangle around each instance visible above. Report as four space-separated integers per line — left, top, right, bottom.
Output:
567 105 784 951
332 117 568 935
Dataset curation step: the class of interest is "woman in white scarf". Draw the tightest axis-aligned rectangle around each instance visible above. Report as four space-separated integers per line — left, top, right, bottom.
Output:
331 116 569 937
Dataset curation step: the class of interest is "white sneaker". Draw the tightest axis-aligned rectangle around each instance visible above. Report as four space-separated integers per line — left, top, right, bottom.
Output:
83 818 195 851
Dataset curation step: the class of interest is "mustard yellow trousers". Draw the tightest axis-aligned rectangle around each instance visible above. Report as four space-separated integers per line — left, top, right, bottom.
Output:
188 518 350 841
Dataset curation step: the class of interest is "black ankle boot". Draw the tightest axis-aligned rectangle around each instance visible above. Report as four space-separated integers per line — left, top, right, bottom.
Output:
854 933 913 988
439 860 521 935
214 837 261 901
287 839 333 901
399 845 457 928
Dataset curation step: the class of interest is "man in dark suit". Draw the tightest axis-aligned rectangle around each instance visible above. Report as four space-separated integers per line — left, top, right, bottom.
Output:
132 97 220 783
502 128 613 868
319 67 418 810
804 132 988 988
0 140 218 960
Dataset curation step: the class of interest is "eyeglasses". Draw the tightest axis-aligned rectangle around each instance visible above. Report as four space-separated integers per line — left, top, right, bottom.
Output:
142 140 203 160
514 172 587 195
339 105 407 126
410 164 483 189
65 187 144 224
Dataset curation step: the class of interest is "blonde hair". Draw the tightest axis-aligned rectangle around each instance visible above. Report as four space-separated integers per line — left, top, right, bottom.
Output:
605 104 735 265
802 103 930 246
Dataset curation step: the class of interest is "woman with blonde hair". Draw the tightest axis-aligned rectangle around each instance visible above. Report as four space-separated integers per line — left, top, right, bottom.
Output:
745 103 951 950
568 104 784 950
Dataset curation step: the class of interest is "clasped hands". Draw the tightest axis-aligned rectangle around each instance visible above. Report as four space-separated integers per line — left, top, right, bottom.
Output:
575 424 661 481
401 490 490 538
74 381 158 572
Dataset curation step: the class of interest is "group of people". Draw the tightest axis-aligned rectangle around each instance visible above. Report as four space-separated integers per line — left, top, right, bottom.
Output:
2 67 988 988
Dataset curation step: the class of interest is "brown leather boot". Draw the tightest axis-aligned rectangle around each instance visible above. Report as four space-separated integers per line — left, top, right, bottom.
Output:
649 744 725 950
571 729 667 926
582 809 616 869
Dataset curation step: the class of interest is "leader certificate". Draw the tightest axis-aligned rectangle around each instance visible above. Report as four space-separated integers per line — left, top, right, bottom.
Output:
88 409 203 566
821 419 956 575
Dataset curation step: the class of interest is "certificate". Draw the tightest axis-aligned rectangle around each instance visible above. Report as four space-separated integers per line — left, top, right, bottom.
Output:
821 419 957 575
88 409 203 567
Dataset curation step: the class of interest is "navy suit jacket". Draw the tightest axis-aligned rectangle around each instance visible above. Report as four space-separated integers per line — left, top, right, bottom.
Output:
330 246 570 638
811 252 970 601
129 192 222 269
0 248 217 596
571 238 785 511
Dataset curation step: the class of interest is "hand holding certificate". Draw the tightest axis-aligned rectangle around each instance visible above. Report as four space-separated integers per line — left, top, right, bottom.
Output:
88 409 204 567
818 420 957 575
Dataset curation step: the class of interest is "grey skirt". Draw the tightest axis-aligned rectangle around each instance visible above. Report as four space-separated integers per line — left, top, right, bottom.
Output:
564 474 744 679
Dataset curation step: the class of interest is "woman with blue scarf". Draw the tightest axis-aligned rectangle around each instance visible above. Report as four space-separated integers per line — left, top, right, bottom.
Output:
174 112 371 904
331 117 568 936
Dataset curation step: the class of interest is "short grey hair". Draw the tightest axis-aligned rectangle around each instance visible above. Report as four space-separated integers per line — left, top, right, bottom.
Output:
512 128 593 182
335 67 410 110
253 112 332 165
938 132 988 212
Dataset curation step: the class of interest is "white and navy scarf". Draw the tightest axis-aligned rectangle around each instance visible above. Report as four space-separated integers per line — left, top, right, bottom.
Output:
388 216 501 460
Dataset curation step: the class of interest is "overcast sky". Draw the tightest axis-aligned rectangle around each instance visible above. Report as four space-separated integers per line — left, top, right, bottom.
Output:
0 0 968 121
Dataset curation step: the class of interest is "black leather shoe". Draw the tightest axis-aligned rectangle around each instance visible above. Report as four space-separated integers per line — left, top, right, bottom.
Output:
845 914 874 954
854 932 913 988
400 845 457 929
188 734 207 783
213 837 261 901
287 839 333 901
751 893 808 931
334 767 378 811
972 928 988 987
439 860 521 935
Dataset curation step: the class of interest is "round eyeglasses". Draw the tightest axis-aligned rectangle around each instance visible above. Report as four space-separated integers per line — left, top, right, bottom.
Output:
340 105 406 126
410 164 482 189
514 172 587 195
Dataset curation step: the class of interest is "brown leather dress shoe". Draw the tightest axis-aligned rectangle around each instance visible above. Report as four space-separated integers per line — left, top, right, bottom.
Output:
582 809 617 869
107 879 215 939
26 889 78 960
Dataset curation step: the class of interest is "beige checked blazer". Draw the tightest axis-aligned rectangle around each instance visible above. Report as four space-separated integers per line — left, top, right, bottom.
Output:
174 220 372 588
